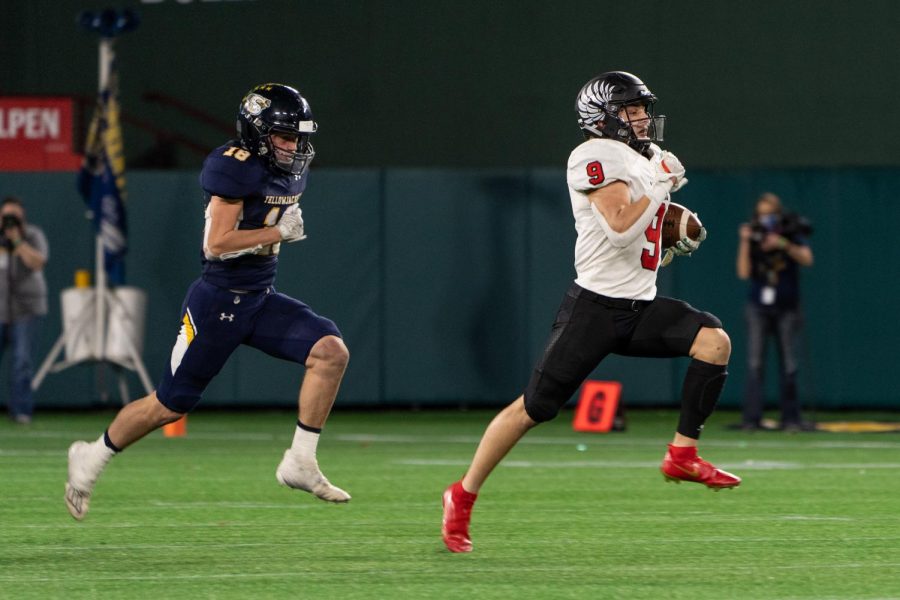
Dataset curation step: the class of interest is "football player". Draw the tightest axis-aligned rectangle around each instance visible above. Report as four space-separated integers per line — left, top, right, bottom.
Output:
65 84 351 520
441 71 740 553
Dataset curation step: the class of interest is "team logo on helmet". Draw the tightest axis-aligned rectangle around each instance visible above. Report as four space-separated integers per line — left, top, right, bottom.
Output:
594 81 615 108
242 93 271 116
577 79 615 125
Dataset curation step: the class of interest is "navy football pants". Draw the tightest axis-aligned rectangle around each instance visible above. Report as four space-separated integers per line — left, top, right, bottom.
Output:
156 278 341 413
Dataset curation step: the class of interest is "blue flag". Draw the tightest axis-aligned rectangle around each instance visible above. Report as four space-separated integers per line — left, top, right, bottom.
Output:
78 54 127 285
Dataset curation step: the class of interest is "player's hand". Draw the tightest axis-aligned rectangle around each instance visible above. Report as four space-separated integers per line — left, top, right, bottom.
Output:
675 225 706 254
277 204 306 242
658 151 688 191
660 226 707 267
660 247 677 267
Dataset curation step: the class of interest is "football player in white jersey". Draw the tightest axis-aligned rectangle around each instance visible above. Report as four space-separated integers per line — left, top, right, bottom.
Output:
441 71 740 553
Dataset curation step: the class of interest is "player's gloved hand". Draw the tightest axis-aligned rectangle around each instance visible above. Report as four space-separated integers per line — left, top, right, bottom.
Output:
658 151 688 192
277 203 307 242
660 226 707 267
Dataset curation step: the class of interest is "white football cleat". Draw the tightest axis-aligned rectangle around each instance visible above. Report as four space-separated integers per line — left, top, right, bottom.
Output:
276 450 351 503
65 440 112 520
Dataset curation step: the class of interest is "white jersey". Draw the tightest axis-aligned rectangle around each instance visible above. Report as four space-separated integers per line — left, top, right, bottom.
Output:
566 138 667 300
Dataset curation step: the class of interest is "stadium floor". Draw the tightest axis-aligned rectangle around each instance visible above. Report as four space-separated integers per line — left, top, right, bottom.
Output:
2 409 899 599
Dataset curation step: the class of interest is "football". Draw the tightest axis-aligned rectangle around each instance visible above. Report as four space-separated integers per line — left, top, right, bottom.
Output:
661 202 703 249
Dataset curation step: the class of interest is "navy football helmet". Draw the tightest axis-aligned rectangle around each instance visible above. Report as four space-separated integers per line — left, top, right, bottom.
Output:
237 83 317 176
575 71 665 156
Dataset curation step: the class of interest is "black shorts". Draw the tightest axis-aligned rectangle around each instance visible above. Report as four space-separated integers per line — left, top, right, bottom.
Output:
523 282 722 421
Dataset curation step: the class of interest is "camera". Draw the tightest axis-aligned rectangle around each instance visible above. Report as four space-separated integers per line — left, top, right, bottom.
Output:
1 213 22 250
2 214 22 231
750 212 813 244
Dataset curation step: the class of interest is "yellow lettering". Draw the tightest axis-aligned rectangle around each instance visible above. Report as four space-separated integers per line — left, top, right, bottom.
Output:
222 146 251 161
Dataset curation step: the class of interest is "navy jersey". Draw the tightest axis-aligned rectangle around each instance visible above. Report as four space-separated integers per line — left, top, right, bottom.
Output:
199 141 309 290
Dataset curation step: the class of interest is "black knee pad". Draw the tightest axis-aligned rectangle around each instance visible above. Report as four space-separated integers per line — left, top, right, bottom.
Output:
696 310 723 330
524 372 571 423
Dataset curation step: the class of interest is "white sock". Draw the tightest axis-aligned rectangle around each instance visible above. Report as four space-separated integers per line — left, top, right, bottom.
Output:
94 435 116 463
290 424 320 461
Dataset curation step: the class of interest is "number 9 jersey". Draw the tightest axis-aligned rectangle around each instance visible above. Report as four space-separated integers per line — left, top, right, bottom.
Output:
566 138 666 301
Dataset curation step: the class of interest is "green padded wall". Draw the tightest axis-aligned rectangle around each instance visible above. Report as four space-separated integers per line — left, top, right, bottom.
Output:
0 167 895 410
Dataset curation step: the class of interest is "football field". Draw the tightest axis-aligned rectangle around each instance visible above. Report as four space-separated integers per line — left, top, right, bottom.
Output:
2 409 899 599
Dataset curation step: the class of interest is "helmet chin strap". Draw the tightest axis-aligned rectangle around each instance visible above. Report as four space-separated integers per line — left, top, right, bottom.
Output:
263 136 316 176
264 136 296 170
628 138 653 158
581 122 604 138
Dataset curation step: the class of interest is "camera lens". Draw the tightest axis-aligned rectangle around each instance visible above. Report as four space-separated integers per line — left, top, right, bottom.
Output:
2 214 21 230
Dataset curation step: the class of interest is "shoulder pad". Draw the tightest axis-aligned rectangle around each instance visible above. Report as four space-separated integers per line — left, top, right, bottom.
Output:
201 143 267 200
567 139 637 192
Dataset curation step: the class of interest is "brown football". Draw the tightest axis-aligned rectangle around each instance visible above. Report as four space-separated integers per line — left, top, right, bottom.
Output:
662 202 703 249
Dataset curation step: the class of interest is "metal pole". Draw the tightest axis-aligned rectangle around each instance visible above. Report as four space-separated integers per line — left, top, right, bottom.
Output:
94 38 112 363
32 9 142 398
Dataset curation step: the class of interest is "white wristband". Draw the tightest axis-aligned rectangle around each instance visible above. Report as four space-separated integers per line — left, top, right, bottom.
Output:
212 244 263 260
646 180 672 206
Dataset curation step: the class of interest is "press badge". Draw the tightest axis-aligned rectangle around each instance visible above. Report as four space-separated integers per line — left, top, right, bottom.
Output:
760 286 776 306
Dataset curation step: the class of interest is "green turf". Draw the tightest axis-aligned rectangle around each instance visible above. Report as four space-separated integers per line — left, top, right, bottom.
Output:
2 409 900 599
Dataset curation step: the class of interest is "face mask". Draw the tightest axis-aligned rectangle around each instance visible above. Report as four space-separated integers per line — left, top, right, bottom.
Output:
759 214 779 230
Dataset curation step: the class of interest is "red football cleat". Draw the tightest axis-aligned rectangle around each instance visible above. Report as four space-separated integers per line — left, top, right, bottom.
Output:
442 481 477 552
661 444 741 490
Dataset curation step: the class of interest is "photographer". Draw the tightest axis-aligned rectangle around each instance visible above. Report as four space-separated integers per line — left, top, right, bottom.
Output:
736 192 814 432
1 196 48 425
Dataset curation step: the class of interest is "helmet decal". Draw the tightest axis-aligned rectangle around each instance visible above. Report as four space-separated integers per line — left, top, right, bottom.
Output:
242 93 271 116
576 80 605 124
594 80 615 109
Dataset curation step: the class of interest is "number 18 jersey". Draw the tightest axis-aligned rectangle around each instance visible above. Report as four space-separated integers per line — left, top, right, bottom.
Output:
199 141 309 290
565 138 666 301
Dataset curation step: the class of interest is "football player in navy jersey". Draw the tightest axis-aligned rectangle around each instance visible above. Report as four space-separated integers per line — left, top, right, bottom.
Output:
65 84 351 520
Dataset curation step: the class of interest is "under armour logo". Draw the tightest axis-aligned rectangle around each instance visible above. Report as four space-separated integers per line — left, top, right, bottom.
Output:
219 313 235 322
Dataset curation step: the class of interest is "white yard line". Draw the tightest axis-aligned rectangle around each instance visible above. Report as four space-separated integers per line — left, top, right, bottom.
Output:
5 429 900 450
334 433 900 451
2 561 900 584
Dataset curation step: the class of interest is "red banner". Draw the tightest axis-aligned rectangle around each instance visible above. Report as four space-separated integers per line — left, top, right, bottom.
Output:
0 97 82 171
